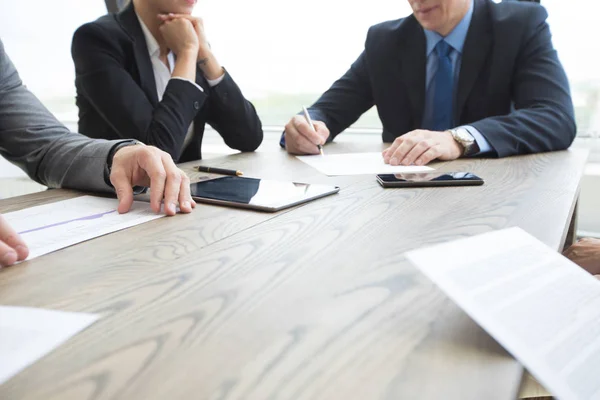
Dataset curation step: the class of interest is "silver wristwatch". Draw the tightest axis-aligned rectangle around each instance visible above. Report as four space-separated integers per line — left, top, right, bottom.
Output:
449 127 478 156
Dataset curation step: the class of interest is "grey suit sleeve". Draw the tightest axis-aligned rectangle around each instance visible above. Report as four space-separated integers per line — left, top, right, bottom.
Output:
0 39 121 193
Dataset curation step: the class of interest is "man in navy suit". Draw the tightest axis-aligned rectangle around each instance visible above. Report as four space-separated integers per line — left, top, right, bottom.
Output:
282 0 576 166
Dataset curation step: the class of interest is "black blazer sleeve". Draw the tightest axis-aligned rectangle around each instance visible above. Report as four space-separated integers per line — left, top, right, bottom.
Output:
307 50 375 140
470 6 576 157
205 70 263 152
72 22 206 161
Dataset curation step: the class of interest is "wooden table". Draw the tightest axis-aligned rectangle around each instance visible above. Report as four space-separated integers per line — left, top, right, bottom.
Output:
0 141 588 400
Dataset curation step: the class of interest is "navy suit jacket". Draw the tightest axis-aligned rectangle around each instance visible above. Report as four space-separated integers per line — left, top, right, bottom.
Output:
72 2 263 163
307 0 576 157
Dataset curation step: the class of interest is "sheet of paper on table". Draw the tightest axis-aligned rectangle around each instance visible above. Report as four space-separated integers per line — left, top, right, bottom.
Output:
0 306 99 385
4 196 163 261
296 152 434 176
405 227 600 400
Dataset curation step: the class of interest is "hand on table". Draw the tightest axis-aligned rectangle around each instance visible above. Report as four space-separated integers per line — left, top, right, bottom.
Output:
563 237 600 276
382 129 462 166
110 144 197 216
0 214 28 267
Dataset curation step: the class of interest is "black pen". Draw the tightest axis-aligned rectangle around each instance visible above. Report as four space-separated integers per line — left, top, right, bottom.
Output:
195 166 243 176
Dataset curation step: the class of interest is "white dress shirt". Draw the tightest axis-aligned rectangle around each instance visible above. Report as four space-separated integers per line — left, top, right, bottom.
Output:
136 15 224 151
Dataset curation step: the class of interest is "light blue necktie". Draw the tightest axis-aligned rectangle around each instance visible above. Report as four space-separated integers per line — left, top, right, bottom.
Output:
431 40 453 131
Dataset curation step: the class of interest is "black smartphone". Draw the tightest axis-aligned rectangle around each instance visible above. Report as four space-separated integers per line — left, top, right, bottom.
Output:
377 172 484 188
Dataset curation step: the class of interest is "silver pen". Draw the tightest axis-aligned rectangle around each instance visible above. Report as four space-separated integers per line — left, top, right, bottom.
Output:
302 106 324 156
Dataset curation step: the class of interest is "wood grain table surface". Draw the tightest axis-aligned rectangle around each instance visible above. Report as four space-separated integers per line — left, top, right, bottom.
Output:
0 141 588 400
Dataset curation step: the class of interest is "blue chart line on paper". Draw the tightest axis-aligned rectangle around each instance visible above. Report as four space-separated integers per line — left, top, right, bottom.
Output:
18 210 116 235
4 196 164 261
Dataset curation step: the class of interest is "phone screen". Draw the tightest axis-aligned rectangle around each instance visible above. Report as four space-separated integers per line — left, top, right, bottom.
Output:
377 172 483 187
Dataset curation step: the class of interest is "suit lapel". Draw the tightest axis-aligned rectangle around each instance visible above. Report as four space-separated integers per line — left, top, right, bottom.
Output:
117 2 159 106
455 0 491 123
397 16 427 129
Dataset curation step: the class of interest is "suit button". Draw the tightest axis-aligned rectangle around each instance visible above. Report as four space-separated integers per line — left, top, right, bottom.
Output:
193 101 200 110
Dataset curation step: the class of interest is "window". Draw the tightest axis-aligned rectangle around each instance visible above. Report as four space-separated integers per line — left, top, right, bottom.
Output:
1 0 597 137
543 0 600 165
195 0 411 128
1 0 598 232
0 1 106 126
197 0 599 136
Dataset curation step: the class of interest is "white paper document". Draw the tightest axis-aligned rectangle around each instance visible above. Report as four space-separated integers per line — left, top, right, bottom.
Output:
296 152 434 176
405 227 600 400
4 196 163 261
0 306 99 385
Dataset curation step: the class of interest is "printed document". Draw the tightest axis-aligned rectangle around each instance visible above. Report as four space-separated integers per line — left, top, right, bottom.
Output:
4 196 163 261
405 227 600 400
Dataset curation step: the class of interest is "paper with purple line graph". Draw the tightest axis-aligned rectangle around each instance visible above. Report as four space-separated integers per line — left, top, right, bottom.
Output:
3 196 163 261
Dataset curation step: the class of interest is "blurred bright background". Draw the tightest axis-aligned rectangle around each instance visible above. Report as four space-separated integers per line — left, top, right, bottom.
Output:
0 0 598 233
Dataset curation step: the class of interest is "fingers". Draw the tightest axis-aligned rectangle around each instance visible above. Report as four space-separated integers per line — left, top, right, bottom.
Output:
121 146 166 213
178 172 196 214
383 138 402 164
0 214 29 266
145 154 168 214
158 16 194 31
110 168 135 214
401 140 437 166
293 116 325 145
0 240 17 267
159 13 195 20
578 237 600 245
158 13 183 22
160 153 183 216
158 14 204 44
312 121 331 144
112 145 197 216
415 146 442 166
285 116 329 154
399 140 442 166
563 245 575 258
284 129 319 155
564 242 584 259
386 136 416 166
158 13 201 25
383 130 447 166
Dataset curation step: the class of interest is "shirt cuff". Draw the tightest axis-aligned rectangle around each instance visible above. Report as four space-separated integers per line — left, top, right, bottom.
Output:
104 140 138 188
171 77 204 92
104 140 146 194
206 72 225 87
461 125 493 155
279 132 286 148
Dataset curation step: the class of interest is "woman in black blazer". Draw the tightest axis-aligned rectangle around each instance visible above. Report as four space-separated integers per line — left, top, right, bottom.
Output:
72 0 263 163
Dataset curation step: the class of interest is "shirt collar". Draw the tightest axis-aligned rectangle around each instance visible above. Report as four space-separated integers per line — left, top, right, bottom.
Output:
136 13 160 58
424 0 474 56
